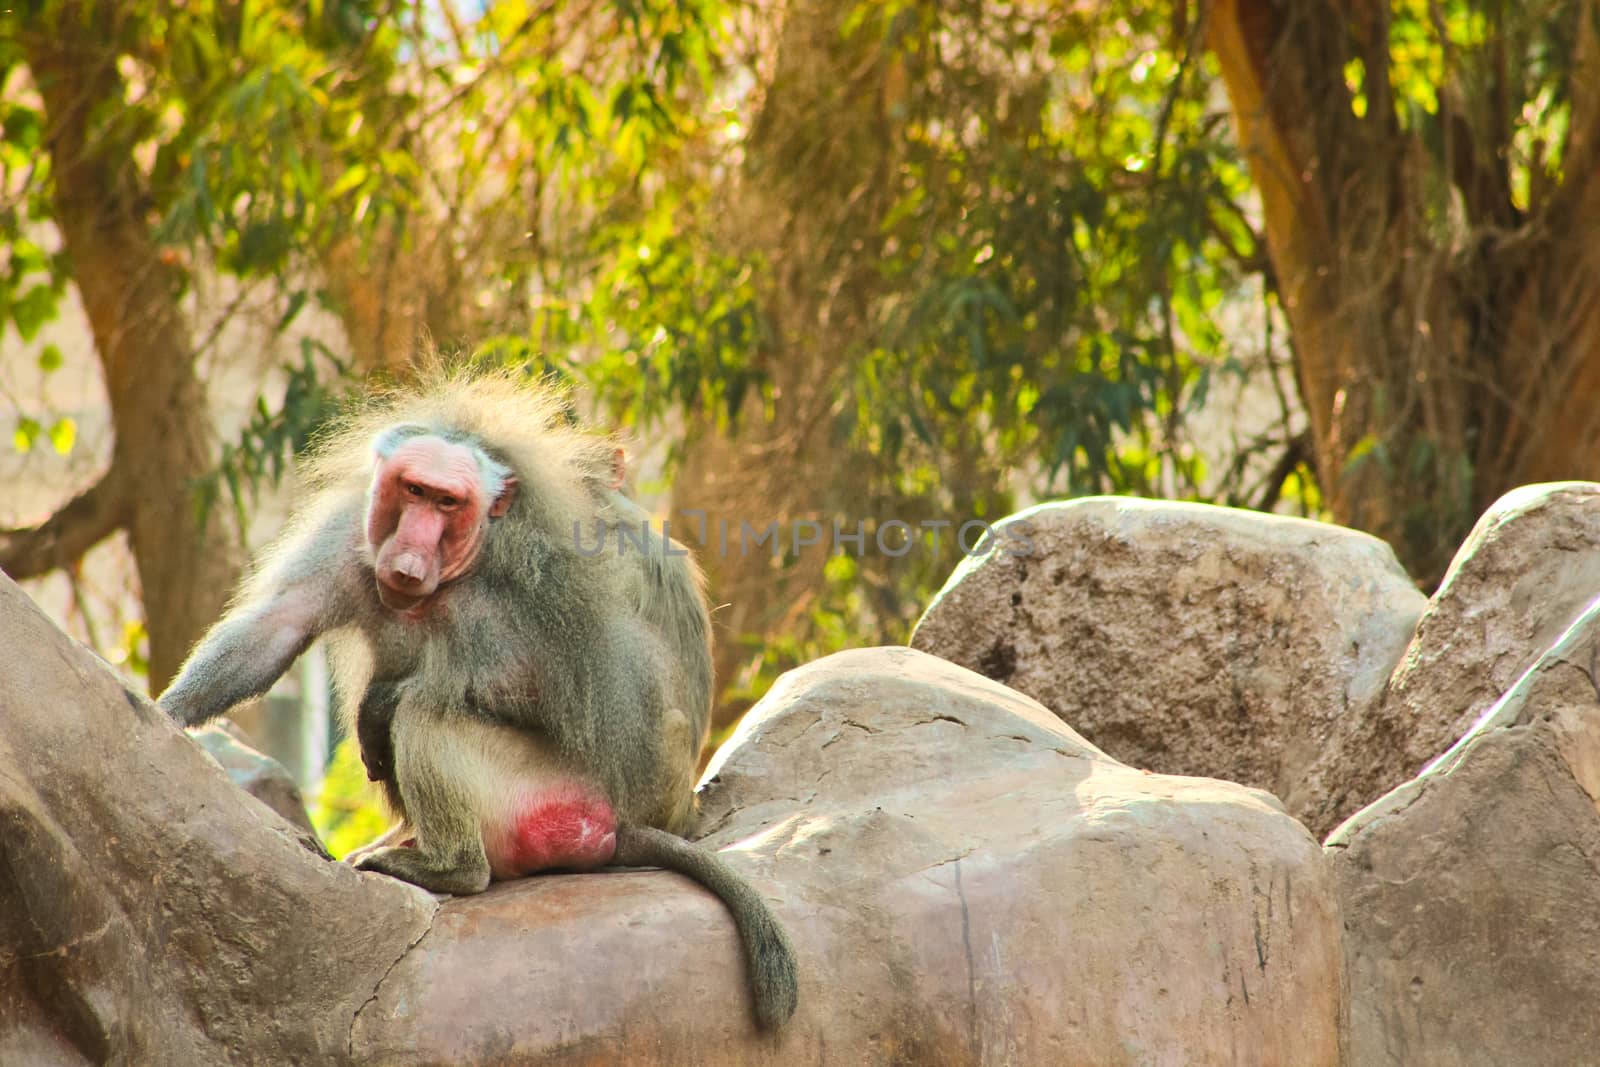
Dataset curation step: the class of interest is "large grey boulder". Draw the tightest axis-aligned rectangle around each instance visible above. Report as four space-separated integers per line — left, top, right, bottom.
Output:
910 497 1426 827
0 571 1343 1065
1302 481 1600 834
1327 596 1600 1066
358 646 1345 1065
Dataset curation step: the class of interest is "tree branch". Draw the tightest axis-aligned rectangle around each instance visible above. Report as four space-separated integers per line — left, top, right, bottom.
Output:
1555 0 1600 223
0 468 128 580
1442 106 1516 230
1254 430 1312 513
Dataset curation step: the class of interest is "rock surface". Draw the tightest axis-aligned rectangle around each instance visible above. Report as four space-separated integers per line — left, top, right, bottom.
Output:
191 720 322 841
355 646 1343 1065
1302 481 1600 834
0 577 434 1066
910 497 1426 825
1328 595 1600 1066
15 480 1600 1064
0 571 1343 1065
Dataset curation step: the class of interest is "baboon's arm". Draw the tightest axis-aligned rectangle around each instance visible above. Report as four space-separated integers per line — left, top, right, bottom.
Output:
160 508 357 727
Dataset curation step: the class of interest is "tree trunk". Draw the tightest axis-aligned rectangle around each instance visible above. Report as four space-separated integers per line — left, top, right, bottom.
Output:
24 7 239 691
1207 0 1600 585
673 0 904 730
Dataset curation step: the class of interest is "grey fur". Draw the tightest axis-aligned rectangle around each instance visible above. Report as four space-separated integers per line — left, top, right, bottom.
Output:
158 378 798 1030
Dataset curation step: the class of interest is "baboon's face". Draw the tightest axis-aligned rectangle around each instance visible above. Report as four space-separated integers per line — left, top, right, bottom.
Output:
365 435 512 612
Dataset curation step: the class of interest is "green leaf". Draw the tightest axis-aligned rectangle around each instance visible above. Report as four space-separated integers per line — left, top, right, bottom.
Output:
8 237 47 277
13 417 40 454
47 417 76 455
233 219 292 273
2 106 41 150
276 290 309 332
37 343 63 373
12 284 58 341
329 163 370 198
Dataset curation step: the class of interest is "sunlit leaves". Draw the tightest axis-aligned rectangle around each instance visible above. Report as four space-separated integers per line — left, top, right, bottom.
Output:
583 206 768 429
10 414 74 454
1389 0 1445 118
107 619 150 678
46 415 74 453
0 150 67 346
9 282 58 340
309 738 390 860
853 1 1246 504
154 50 405 275
1386 0 1583 218
1344 57 1368 118
11 416 39 453
1 102 41 150
200 338 350 525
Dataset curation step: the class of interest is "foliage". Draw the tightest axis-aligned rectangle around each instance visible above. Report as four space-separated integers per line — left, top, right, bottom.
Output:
1197 0 1600 581
0 0 404 357
310 737 390 860
194 0 738 504
198 339 352 531
858 2 1251 502
3 0 1299 766
556 2 1274 679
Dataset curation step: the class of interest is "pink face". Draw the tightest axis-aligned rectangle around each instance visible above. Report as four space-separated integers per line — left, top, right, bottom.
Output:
366 435 514 612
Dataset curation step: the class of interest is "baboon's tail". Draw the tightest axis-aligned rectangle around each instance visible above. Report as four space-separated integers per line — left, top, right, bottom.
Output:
613 824 798 1030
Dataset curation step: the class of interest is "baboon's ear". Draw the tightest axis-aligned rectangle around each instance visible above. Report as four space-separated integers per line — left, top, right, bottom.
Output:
610 447 627 490
489 476 518 518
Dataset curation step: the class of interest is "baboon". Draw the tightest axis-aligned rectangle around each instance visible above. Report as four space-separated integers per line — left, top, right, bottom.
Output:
159 371 797 1030
350 441 708 808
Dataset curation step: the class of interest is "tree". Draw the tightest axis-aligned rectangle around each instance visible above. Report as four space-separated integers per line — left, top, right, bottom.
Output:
0 0 714 693
0 0 405 689
0 0 1296 732
4 4 235 689
636 0 1261 727
1207 0 1600 582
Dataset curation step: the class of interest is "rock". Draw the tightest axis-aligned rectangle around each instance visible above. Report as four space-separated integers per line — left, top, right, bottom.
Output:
1327 595 1600 1066
0 575 434 1066
0 570 1342 1064
354 647 1344 1064
1301 482 1600 835
191 720 321 842
909 497 1425 826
